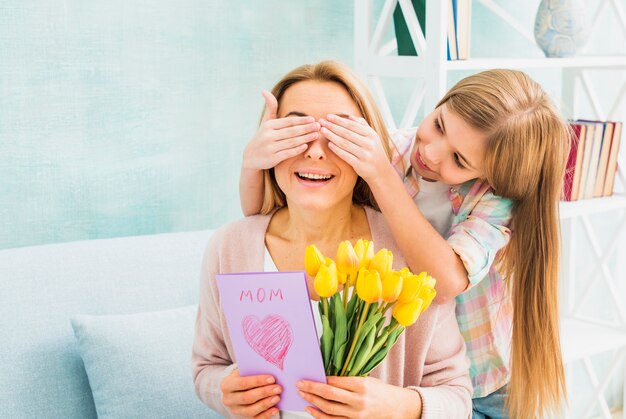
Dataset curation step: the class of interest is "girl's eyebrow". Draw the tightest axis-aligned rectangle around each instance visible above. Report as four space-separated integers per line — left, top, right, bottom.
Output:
439 109 477 170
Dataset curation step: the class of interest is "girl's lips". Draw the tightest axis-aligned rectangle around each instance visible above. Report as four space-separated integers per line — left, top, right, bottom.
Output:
415 149 433 172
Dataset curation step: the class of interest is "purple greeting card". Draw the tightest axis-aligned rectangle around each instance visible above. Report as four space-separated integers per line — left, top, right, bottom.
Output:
216 271 326 411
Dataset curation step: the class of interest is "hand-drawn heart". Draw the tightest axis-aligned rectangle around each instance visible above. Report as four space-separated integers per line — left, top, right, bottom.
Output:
242 314 293 370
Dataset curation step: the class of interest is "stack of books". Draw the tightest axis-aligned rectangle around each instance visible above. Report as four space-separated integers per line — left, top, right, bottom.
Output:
562 120 623 201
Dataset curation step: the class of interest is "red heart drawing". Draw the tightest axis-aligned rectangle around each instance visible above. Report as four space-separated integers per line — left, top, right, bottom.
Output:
242 314 293 370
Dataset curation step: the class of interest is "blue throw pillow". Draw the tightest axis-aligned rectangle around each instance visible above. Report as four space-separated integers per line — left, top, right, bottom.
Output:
71 305 222 419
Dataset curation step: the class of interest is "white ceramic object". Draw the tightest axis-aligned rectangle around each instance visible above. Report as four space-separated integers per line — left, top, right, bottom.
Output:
534 0 589 57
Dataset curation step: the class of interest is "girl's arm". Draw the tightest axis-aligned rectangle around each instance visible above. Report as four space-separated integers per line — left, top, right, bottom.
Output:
240 91 320 216
320 115 469 303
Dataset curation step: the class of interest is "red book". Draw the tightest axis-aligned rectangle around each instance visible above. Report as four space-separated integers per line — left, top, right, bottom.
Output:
563 123 583 201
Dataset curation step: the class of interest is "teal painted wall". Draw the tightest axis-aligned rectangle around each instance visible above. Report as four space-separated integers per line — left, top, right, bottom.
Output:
1 0 624 255
0 1 354 249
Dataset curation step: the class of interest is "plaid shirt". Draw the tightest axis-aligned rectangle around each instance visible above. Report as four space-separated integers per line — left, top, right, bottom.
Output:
391 128 514 397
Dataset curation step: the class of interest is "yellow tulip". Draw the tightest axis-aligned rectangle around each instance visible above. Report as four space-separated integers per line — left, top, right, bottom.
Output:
397 272 426 303
423 274 437 289
353 239 375 269
392 300 424 326
381 271 403 303
356 268 382 303
337 270 348 285
368 249 393 278
314 261 338 298
417 283 437 313
336 240 359 278
304 244 325 277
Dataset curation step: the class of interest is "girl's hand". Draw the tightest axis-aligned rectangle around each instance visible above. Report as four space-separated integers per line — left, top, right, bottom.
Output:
243 91 320 171
221 369 282 418
320 114 392 184
296 376 421 419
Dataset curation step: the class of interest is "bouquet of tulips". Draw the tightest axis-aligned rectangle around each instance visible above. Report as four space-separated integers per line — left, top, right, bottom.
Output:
305 239 436 377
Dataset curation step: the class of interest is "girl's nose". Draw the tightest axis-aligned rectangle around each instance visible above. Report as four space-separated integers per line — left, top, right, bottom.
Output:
423 142 442 165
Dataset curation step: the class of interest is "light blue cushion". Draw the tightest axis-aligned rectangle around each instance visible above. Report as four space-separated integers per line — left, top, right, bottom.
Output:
71 305 221 419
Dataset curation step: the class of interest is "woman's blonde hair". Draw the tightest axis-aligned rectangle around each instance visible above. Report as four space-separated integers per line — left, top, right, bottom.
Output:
438 69 569 418
260 60 394 214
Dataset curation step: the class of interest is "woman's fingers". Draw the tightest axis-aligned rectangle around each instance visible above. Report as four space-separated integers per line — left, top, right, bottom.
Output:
232 393 280 418
221 371 275 393
305 406 347 419
227 383 282 407
297 379 360 405
298 390 352 418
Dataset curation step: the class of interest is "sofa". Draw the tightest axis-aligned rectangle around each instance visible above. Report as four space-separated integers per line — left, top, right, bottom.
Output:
0 230 224 418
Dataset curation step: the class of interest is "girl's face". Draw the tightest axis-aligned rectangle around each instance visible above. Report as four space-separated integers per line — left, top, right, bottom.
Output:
410 104 488 185
273 80 361 211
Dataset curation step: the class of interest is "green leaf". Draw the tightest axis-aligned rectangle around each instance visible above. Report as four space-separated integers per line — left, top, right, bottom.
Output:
348 326 377 376
359 345 390 376
320 315 334 372
333 341 348 373
332 294 348 370
387 327 404 348
347 311 382 372
375 315 387 334
346 293 359 326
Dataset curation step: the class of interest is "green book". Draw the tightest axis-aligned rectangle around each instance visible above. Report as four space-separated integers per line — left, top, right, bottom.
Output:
393 0 426 56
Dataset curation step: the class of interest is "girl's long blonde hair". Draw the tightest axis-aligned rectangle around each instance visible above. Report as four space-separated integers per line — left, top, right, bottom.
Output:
438 69 569 419
259 60 394 214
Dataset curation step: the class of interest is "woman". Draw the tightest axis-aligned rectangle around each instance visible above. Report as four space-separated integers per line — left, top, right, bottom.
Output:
192 61 471 419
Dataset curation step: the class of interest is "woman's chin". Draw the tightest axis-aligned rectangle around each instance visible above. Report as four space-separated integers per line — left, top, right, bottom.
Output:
289 197 349 213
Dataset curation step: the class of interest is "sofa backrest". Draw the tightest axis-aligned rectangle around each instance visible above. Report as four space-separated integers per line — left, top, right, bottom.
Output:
0 230 213 419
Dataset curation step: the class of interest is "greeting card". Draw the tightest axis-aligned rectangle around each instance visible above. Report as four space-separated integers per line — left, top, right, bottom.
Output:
216 271 326 411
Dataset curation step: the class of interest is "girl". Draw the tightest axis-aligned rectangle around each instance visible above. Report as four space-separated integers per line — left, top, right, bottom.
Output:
239 68 569 418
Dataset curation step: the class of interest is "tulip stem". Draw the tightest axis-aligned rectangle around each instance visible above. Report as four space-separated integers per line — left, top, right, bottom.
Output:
376 302 390 315
340 301 370 376
322 297 329 320
342 277 349 310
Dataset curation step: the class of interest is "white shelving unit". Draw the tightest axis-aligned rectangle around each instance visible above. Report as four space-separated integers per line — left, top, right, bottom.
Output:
355 1 626 418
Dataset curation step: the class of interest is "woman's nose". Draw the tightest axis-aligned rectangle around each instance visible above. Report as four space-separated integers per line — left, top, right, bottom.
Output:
305 138 326 160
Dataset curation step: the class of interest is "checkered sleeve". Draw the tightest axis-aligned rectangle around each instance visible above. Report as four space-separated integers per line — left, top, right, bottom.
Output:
447 189 513 287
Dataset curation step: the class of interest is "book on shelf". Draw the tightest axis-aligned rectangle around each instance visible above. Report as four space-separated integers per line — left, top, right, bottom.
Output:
594 121 614 197
576 122 595 200
393 0 426 56
562 123 583 201
447 0 458 60
455 0 471 60
580 120 605 199
393 0 471 60
603 122 623 197
562 120 623 201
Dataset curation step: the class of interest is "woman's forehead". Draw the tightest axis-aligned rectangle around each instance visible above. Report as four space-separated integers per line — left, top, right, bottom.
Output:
278 81 363 119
